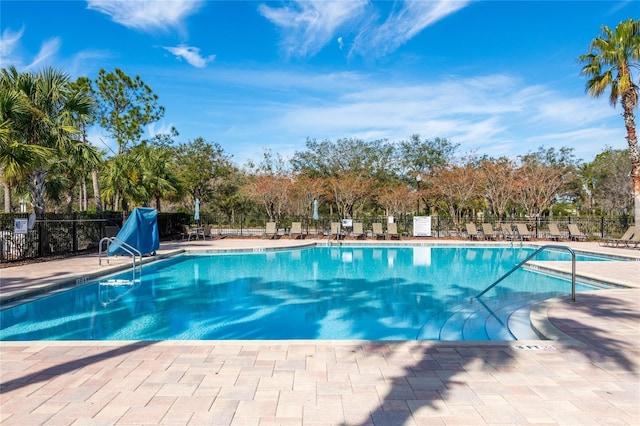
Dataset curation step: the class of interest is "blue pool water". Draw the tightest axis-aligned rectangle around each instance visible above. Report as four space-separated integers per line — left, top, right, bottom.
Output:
0 246 603 341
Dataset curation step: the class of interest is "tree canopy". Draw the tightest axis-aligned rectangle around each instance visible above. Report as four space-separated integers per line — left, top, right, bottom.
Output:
1 45 637 223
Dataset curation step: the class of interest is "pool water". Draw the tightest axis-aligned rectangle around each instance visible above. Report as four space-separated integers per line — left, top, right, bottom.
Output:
0 246 601 341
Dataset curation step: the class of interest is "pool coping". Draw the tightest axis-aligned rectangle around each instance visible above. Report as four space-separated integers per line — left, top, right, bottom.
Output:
529 295 584 344
525 261 632 289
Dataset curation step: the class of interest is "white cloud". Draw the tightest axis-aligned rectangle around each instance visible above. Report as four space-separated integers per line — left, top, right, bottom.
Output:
148 121 177 139
0 26 24 60
159 64 627 165
87 0 204 33
27 37 62 70
258 0 367 57
215 70 624 161
531 97 619 126
0 26 109 75
162 45 215 68
260 1 474 59
352 0 472 57
0 27 61 71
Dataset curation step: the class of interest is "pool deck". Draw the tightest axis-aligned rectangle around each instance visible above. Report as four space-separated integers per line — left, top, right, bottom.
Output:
1 238 639 425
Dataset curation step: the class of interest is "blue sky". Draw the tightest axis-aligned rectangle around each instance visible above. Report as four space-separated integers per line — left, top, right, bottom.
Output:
1 0 636 166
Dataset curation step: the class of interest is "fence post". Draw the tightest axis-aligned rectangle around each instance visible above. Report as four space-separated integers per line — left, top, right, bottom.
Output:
38 220 44 257
600 217 604 238
72 212 78 252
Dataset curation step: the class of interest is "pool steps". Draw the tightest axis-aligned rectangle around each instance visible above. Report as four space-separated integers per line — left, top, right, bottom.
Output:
417 295 541 341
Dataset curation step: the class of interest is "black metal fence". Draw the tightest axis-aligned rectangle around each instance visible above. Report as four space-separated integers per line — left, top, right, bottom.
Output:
0 212 192 263
195 213 634 241
0 211 633 264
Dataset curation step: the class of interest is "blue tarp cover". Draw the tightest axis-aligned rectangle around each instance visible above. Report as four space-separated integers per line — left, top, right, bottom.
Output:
108 207 159 256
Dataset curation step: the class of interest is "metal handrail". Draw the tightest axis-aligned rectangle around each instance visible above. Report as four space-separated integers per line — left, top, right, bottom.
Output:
99 237 142 282
475 245 576 302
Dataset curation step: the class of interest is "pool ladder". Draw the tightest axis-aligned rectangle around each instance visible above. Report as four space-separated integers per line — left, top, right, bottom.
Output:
98 237 142 284
475 245 577 303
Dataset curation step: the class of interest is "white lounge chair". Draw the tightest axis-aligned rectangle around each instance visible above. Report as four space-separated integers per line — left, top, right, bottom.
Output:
386 222 401 240
501 224 516 241
329 222 344 240
600 226 636 247
547 223 563 241
351 222 365 239
289 222 305 239
515 223 532 240
264 221 278 239
372 223 385 239
568 224 586 241
624 229 640 249
481 223 498 240
465 223 481 240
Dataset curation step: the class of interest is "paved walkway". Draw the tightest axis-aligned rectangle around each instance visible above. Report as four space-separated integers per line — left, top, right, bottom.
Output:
1 239 639 425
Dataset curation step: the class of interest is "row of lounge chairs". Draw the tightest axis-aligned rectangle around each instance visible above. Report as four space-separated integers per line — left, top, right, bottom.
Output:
465 223 530 241
548 223 587 241
467 222 640 249
264 221 402 240
465 223 587 242
185 221 638 248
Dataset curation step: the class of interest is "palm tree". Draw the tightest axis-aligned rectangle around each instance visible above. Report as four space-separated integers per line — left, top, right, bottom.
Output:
0 66 93 216
132 141 182 210
0 132 50 212
0 78 50 212
100 153 145 212
53 139 102 213
579 18 640 227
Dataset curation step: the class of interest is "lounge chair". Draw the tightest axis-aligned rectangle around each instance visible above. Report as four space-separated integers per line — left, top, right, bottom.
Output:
465 223 481 240
547 223 563 241
600 226 636 247
481 223 498 240
289 222 305 239
567 224 586 241
372 223 386 239
624 229 640 249
501 224 516 241
351 222 365 239
329 222 344 240
264 221 278 239
386 222 401 240
515 223 533 240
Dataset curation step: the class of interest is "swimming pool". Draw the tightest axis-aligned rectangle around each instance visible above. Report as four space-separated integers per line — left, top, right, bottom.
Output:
0 245 603 341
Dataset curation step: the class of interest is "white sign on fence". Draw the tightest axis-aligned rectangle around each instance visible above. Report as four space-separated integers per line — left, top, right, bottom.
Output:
14 218 28 235
413 216 431 237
